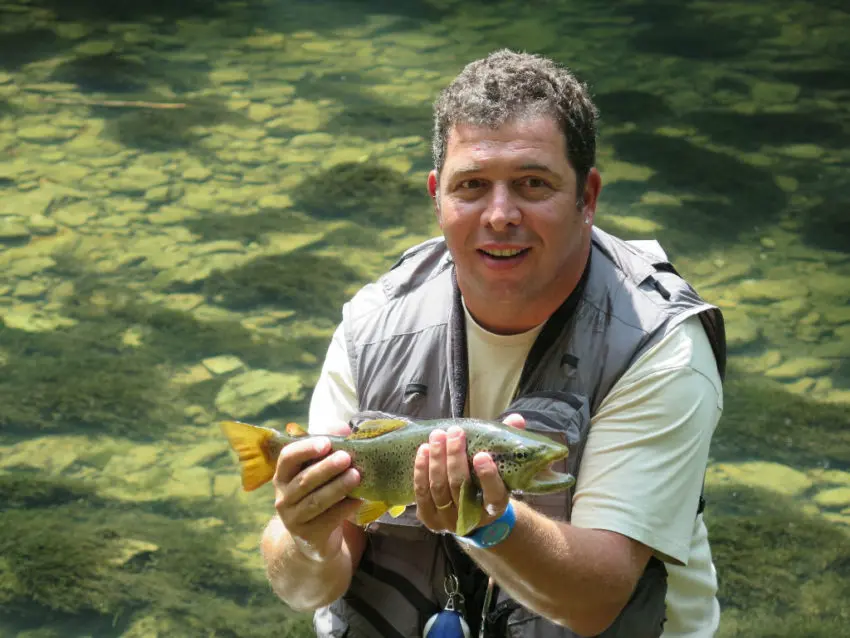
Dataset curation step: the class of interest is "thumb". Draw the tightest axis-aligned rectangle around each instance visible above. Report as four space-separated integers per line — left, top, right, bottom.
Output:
502 413 526 430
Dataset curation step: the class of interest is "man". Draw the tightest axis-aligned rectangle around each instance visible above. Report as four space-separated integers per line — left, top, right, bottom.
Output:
260 49 726 637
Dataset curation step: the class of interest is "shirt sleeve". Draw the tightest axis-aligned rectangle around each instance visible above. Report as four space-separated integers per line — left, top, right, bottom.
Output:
569 315 723 566
307 323 359 436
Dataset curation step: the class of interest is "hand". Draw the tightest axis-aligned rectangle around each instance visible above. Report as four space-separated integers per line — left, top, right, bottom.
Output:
273 423 362 562
414 413 527 534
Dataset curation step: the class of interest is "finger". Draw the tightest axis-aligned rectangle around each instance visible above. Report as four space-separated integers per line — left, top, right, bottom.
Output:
472 451 510 517
414 444 437 520
428 429 453 510
274 436 333 485
445 425 470 504
292 497 363 560
283 450 354 506
286 467 361 525
502 413 526 430
324 421 352 437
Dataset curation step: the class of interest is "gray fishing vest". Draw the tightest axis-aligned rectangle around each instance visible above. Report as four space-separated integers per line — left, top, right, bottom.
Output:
313 227 726 638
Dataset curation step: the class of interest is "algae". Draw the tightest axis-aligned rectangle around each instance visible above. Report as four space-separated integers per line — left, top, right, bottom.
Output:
0 318 178 438
684 111 848 152
105 96 251 152
0 472 96 510
294 161 432 232
0 493 313 637
49 52 150 95
800 198 850 254
708 483 850 636
201 251 365 320
183 207 316 244
0 29 63 72
711 365 850 466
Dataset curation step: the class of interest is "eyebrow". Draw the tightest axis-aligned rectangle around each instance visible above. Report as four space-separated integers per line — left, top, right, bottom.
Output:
448 163 558 178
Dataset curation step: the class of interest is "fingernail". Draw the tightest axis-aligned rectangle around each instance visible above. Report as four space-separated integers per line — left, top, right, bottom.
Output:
343 469 360 487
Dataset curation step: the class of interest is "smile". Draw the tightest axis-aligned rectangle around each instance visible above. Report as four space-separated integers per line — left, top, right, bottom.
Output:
479 247 529 259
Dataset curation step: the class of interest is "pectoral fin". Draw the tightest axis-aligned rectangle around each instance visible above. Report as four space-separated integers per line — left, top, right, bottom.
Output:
355 500 389 526
455 479 483 536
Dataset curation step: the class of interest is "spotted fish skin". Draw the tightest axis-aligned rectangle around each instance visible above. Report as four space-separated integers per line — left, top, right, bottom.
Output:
220 415 574 535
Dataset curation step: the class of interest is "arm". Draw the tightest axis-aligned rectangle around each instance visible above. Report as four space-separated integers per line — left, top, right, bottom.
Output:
415 317 723 635
261 516 367 612
261 322 366 611
461 498 651 635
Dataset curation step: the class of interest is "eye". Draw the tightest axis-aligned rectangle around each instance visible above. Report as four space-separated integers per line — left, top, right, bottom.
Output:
460 178 484 190
520 176 548 189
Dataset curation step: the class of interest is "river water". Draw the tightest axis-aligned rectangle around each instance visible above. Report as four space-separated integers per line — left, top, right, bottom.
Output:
0 0 848 636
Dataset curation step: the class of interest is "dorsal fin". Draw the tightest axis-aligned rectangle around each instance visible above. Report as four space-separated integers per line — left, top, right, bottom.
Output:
347 418 409 440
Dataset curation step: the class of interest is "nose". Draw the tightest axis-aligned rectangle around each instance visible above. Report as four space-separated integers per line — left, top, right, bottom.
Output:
481 183 521 231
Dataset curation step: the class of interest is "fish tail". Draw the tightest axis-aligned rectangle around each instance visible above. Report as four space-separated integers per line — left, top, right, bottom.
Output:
220 420 281 491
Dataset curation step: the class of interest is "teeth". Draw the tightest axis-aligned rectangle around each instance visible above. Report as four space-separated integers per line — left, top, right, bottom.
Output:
483 248 524 257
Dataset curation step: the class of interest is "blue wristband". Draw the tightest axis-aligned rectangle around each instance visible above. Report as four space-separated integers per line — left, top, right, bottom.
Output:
454 501 516 549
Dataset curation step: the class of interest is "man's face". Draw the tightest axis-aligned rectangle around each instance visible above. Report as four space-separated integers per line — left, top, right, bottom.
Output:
428 115 601 334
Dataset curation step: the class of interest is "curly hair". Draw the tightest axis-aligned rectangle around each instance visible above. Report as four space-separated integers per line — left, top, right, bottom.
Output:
432 49 599 196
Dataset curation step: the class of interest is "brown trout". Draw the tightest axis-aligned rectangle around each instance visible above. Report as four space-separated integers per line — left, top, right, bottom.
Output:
220 415 574 536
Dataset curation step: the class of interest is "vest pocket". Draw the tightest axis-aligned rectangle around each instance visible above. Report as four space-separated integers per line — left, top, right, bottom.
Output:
399 382 428 415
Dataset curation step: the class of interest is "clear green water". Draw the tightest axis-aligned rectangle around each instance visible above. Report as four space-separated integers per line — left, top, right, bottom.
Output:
0 0 848 636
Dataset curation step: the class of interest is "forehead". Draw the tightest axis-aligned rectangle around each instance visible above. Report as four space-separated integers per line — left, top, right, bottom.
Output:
443 115 568 168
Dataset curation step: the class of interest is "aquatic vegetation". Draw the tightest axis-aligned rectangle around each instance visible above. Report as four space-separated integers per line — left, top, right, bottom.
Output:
592 90 673 126
325 99 433 143
105 96 251 152
614 0 777 60
711 365 850 466
0 490 313 637
202 251 366 320
184 207 316 244
800 197 850 254
0 29 62 72
0 472 97 510
294 161 432 232
684 111 848 152
607 132 787 252
50 53 150 95
0 318 178 438
708 483 850 636
28 0 235 23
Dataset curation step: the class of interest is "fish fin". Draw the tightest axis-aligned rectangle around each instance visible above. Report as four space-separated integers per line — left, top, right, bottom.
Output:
285 422 308 437
347 419 408 440
219 420 278 492
355 500 389 525
454 479 483 536
388 505 407 518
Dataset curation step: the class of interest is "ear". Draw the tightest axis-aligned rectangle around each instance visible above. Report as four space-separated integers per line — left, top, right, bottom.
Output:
427 170 442 226
580 168 602 225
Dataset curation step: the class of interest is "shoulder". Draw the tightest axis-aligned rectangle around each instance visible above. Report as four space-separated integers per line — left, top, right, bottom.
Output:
626 314 723 404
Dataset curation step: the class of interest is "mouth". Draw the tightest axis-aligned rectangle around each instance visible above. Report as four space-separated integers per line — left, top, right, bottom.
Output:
524 451 574 494
477 247 531 266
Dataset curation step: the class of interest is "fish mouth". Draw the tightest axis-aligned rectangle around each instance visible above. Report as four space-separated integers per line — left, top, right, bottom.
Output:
523 450 575 494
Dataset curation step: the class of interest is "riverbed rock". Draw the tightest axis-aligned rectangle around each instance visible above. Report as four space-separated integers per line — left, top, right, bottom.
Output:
706 461 813 496
765 357 835 380
813 488 850 509
202 355 245 375
214 369 304 420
